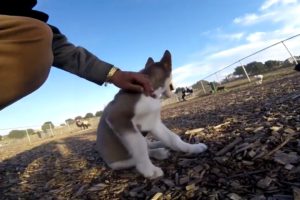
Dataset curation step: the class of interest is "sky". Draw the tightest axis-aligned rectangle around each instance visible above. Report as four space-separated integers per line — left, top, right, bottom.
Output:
1 0 300 135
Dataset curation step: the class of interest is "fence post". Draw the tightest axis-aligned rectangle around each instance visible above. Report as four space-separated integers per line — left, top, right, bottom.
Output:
200 80 207 94
215 72 221 84
281 41 298 65
239 61 251 82
49 124 54 137
66 121 72 133
25 129 32 145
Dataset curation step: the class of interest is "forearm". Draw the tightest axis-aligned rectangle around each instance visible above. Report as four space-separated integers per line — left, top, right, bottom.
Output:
49 25 113 85
48 25 153 95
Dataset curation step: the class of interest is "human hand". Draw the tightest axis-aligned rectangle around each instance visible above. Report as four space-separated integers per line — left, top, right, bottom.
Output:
109 70 154 96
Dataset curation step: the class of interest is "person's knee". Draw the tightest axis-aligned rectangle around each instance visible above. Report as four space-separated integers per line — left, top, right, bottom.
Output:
23 17 54 63
0 16 54 110
29 18 53 46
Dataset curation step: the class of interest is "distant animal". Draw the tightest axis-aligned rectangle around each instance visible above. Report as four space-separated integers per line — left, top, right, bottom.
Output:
254 74 263 85
185 87 193 94
95 50 207 179
216 86 226 91
75 119 90 130
181 87 193 101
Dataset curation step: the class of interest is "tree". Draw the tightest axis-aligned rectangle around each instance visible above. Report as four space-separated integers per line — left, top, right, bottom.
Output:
27 129 36 135
65 118 75 125
41 121 54 133
75 116 82 120
95 111 103 117
193 81 219 93
264 60 282 69
84 112 94 119
233 66 245 76
245 61 266 75
234 62 266 76
282 56 299 68
0 135 2 141
192 80 210 93
7 129 36 139
8 130 26 139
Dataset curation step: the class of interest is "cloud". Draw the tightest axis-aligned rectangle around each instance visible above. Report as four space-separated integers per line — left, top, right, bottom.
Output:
208 42 265 60
174 0 300 86
234 13 260 25
172 62 212 87
202 28 245 41
260 0 297 10
260 0 281 10
218 32 245 41
246 32 267 43
234 0 300 26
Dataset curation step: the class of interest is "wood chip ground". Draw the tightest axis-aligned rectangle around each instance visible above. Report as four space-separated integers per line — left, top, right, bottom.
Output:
0 72 299 200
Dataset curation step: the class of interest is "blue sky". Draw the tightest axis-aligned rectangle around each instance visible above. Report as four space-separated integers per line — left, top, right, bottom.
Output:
1 0 300 135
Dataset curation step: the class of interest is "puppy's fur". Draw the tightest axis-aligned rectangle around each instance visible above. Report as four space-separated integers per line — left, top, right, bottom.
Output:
95 50 207 179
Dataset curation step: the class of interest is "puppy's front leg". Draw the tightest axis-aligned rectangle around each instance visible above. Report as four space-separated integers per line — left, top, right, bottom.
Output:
106 117 163 179
119 132 164 179
151 122 207 154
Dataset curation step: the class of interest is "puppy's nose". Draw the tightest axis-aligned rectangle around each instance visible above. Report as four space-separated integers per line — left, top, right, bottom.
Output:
169 83 174 91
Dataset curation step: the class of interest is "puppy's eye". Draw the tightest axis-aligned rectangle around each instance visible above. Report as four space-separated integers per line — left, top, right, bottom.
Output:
169 83 174 91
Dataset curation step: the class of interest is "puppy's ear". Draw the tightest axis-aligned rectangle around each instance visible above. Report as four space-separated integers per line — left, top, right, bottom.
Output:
145 57 154 69
160 50 172 70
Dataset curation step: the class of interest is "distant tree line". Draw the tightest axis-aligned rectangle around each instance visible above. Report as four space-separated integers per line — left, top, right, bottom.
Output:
7 129 35 139
190 57 298 91
233 60 285 76
233 56 299 77
5 110 104 139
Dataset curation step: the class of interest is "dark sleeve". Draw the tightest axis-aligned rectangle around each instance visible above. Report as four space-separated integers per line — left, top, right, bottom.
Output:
0 0 37 10
49 24 113 86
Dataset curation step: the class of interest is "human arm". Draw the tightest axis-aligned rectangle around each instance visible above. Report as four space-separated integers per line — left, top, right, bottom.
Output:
49 25 153 95
50 25 113 85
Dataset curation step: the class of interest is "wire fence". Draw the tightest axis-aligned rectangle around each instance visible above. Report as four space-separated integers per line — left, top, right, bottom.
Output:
163 33 300 105
197 33 300 95
0 117 100 147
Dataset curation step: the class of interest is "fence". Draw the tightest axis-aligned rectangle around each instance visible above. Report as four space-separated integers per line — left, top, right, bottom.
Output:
162 33 300 105
0 117 100 147
197 34 300 95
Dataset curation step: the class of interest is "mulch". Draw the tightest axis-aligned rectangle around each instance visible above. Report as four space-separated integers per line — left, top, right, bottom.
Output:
0 72 299 200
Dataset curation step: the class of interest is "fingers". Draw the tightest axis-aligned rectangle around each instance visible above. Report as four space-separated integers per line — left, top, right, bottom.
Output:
131 73 153 96
110 70 154 96
125 83 156 98
126 83 144 93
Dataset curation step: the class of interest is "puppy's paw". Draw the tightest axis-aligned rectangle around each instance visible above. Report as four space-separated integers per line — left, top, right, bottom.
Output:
155 148 170 160
190 143 207 154
149 148 170 160
137 164 164 179
150 166 164 179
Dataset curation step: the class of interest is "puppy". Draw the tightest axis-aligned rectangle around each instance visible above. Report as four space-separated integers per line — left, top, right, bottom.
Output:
95 50 207 179
254 74 263 85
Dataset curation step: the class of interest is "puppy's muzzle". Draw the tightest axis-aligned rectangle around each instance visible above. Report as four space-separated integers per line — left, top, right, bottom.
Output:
169 83 174 91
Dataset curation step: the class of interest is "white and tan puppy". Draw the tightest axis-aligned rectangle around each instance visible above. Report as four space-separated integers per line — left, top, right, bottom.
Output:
95 50 207 179
254 74 263 85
